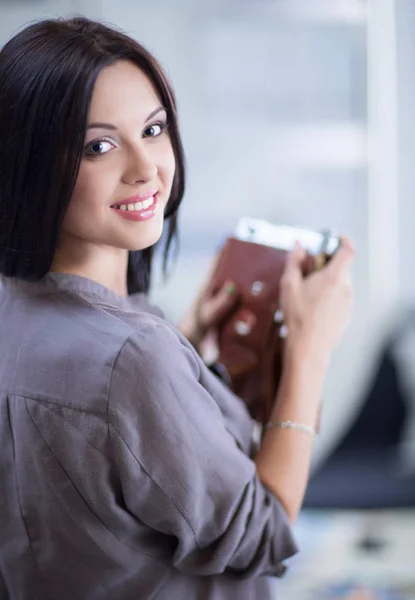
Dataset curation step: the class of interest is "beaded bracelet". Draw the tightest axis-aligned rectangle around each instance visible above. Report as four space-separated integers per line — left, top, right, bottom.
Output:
264 420 317 438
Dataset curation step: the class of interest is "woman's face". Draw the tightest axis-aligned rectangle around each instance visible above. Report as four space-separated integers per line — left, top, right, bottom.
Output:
61 60 176 255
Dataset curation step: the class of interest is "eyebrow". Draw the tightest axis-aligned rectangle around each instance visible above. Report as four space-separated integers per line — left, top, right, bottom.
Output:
87 106 166 131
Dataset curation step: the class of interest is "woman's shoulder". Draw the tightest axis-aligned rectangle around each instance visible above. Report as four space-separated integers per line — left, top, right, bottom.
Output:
59 292 200 393
108 309 200 382
0 274 189 410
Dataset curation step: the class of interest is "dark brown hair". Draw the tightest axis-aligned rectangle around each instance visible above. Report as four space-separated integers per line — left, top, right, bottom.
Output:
0 17 185 293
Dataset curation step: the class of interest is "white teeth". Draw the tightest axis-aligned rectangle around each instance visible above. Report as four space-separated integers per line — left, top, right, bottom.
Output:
116 195 155 212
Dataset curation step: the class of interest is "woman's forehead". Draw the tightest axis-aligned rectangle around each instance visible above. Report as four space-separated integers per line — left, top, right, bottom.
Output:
88 60 161 123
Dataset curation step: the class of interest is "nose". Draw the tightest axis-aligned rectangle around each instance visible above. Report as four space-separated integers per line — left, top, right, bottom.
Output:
122 142 158 185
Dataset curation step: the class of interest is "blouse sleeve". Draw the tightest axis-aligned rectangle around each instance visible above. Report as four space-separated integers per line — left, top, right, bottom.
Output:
108 317 298 579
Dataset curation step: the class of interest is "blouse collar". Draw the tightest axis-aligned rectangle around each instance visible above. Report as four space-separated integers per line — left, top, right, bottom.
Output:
0 272 137 309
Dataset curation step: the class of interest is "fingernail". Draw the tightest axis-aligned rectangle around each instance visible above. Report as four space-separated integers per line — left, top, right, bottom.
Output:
224 281 236 295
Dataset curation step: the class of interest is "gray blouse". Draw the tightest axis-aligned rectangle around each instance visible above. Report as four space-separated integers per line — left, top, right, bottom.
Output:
0 273 297 600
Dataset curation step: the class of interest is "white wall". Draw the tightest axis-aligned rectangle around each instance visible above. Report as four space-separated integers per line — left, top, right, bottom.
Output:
396 0 415 302
0 0 104 45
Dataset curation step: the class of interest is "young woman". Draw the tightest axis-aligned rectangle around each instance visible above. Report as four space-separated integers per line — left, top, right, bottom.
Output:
0 17 354 600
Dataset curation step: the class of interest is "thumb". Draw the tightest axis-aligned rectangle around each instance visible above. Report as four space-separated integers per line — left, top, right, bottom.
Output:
324 236 355 279
200 281 238 328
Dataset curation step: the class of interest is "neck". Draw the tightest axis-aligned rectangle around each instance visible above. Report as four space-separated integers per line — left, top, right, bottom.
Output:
51 239 130 297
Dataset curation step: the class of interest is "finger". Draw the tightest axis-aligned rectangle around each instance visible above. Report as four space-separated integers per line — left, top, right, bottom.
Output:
282 242 307 283
199 280 238 328
200 329 219 365
324 236 355 280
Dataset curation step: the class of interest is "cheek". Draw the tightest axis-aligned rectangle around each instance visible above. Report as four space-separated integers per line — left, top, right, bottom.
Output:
62 163 114 232
72 163 105 205
159 143 176 189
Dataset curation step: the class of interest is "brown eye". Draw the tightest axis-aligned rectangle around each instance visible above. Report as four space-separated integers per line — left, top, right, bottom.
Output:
84 139 115 156
143 122 167 138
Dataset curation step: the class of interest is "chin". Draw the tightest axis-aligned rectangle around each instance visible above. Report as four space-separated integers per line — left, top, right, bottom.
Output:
126 219 164 252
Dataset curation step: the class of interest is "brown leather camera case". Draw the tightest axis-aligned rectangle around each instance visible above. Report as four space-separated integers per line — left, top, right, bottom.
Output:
206 236 319 424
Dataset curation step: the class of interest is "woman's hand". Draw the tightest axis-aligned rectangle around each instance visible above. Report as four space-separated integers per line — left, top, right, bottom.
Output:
254 238 355 522
279 237 355 365
178 274 238 358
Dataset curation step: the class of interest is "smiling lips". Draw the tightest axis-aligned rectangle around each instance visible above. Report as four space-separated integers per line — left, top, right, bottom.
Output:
111 189 158 221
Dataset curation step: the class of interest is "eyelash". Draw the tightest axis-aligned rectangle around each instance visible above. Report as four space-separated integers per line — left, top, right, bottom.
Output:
144 120 169 138
84 120 169 156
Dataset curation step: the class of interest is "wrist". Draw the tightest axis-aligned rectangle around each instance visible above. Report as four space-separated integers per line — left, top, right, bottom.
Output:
178 316 199 346
277 337 330 415
178 315 203 348
272 346 326 429
283 334 331 374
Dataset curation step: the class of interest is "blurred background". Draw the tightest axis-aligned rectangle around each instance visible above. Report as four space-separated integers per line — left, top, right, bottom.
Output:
1 0 414 598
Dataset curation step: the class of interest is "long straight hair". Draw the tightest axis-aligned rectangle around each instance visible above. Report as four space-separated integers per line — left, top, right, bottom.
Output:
0 17 186 294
